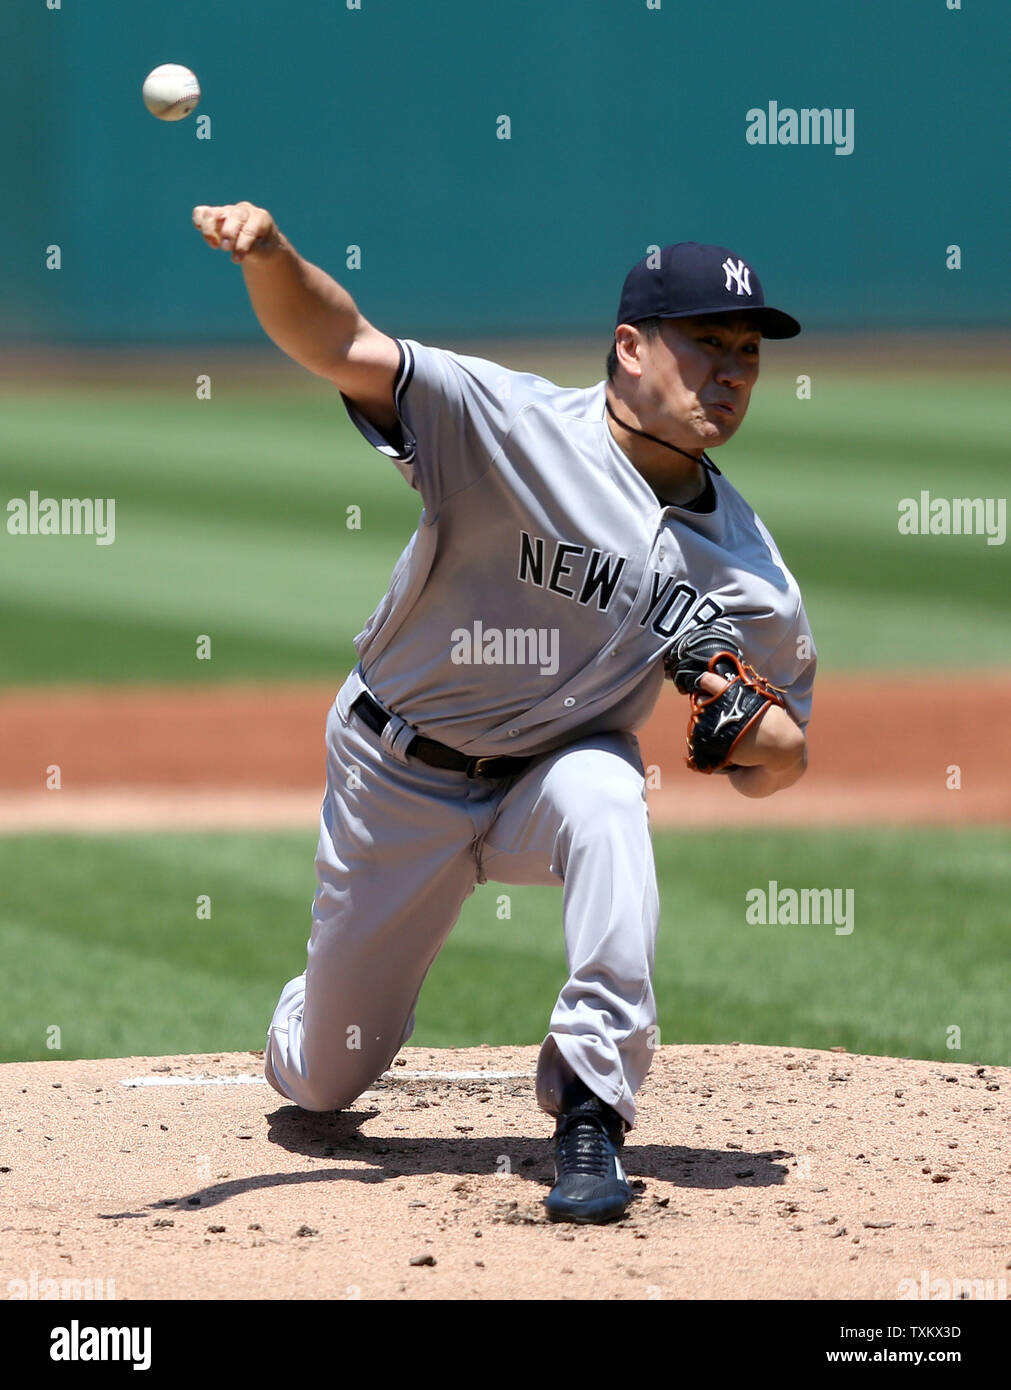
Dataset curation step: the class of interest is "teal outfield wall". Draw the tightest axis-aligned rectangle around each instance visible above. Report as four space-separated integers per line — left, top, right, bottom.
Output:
3 0 1007 344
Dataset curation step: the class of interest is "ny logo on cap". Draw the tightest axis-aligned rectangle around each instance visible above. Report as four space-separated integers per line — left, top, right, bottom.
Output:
722 257 752 296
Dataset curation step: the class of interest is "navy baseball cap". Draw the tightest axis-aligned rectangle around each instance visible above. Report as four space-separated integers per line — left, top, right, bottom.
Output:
615 242 801 339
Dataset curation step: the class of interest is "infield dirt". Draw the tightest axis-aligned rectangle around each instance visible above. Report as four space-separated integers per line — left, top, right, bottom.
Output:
2 1044 1008 1301
1 674 1008 831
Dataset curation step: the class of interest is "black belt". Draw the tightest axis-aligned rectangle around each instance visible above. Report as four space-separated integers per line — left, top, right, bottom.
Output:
350 690 533 780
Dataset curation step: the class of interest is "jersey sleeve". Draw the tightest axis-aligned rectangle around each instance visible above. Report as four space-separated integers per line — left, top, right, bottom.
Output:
767 598 817 731
339 338 532 520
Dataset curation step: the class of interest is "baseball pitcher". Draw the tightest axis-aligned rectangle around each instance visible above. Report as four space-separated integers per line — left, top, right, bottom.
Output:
193 204 816 1224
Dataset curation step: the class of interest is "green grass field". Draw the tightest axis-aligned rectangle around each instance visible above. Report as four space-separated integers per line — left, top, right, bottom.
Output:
0 361 1008 685
1 355 1007 1067
2 825 1005 1068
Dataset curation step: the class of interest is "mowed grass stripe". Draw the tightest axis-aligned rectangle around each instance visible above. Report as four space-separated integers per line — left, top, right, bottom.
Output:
0 598 350 684
0 918 281 1062
0 396 422 543
0 510 398 644
743 377 1008 452
0 826 1005 1065
1 370 1007 682
1 506 1004 672
3 374 1005 459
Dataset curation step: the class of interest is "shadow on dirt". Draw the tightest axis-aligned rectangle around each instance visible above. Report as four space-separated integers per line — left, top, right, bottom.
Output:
96 1104 790 1219
266 1105 793 1190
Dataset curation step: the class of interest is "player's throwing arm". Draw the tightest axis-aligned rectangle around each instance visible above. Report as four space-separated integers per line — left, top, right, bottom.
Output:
191 201 400 428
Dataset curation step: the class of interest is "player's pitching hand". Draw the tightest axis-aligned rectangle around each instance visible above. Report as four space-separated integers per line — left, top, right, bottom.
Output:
192 202 279 263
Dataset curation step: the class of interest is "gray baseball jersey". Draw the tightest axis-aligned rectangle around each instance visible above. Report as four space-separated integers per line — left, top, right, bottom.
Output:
341 338 815 754
264 338 816 1130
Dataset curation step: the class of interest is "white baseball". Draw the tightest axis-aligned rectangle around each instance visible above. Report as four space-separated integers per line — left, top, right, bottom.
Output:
142 64 201 122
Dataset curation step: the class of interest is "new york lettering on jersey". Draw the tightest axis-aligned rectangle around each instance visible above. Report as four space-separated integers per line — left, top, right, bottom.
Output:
339 339 815 755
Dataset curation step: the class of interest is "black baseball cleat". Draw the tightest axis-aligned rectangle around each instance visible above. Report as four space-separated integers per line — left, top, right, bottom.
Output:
544 1078 632 1225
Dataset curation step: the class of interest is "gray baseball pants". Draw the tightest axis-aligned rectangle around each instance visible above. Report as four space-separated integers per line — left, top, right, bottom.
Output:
264 668 660 1127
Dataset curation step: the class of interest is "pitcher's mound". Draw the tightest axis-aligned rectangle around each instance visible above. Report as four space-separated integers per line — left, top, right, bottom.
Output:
2 1045 1007 1301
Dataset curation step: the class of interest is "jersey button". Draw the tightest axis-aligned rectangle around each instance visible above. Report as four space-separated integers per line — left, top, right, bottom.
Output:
507 728 520 738
563 697 575 707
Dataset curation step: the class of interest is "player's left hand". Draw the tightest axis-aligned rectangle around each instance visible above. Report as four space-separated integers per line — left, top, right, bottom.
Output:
694 670 804 771
664 625 805 777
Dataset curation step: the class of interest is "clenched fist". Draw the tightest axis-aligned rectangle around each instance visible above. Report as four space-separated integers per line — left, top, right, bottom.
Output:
192 201 279 264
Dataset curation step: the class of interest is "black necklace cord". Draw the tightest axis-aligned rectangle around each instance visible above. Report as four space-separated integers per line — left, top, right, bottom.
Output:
604 398 721 474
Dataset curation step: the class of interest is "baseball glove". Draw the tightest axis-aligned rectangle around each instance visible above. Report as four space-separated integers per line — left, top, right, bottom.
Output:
664 626 786 774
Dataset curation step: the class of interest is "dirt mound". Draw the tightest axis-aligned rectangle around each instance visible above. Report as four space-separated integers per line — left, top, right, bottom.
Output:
2 1045 1007 1301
